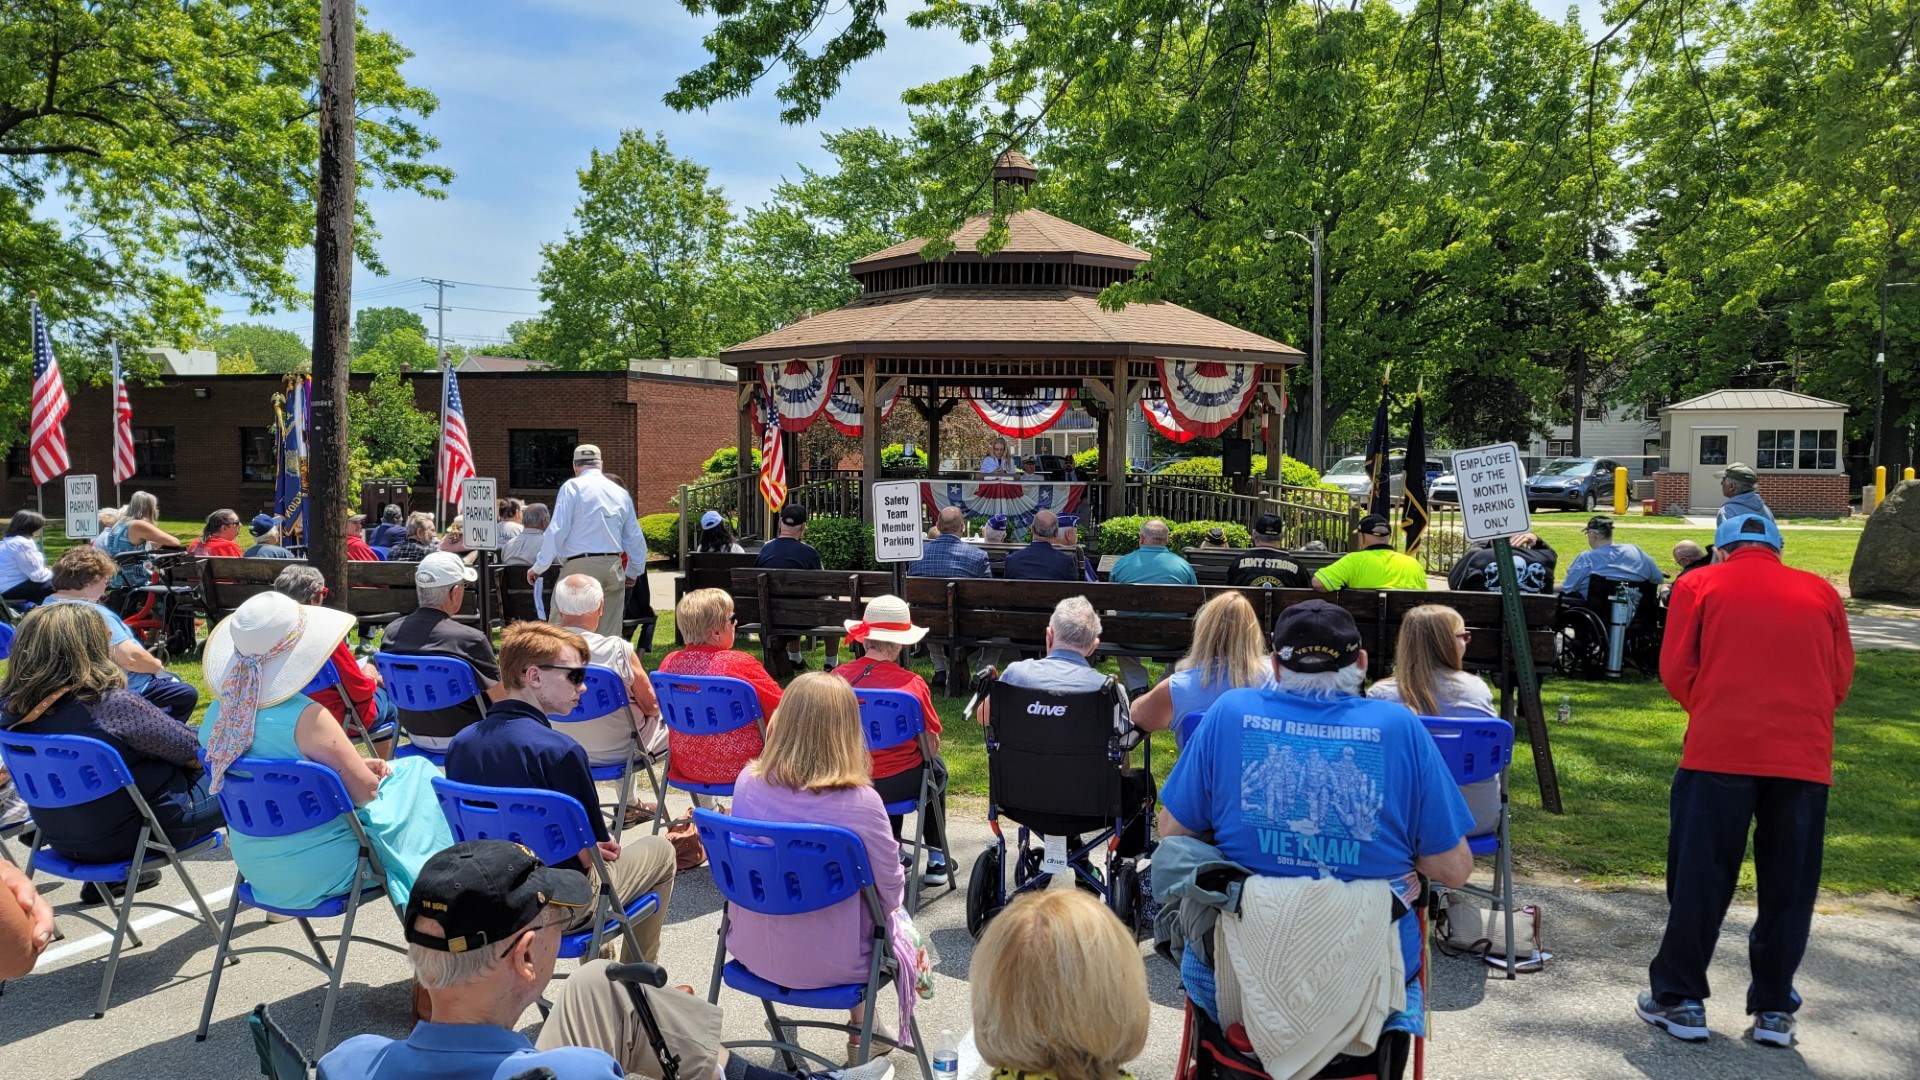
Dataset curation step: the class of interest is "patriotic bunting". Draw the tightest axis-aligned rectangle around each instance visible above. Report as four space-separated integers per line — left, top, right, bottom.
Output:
822 377 904 437
1139 397 1199 444
1155 358 1260 438
918 479 1086 531
762 357 839 432
963 386 1072 438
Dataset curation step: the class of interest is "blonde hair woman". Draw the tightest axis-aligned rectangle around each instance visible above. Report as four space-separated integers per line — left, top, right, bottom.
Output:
1367 604 1498 836
973 890 1149 1080
1131 592 1274 740
727 672 906 1052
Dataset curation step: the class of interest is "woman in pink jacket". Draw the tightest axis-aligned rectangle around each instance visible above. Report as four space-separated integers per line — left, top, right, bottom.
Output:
727 671 907 1054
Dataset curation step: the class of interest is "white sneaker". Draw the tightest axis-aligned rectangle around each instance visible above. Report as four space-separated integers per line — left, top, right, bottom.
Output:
822 1060 894 1080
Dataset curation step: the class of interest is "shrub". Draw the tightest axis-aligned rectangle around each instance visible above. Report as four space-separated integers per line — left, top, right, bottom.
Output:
1099 516 1250 558
1156 454 1326 488
700 446 761 476
1169 520 1252 550
1073 447 1100 475
881 443 928 475
1098 516 1148 558
806 516 877 571
639 513 679 561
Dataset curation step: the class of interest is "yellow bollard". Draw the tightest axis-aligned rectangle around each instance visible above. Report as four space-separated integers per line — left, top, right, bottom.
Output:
1876 465 1887 511
1614 466 1629 515
1907 466 1916 483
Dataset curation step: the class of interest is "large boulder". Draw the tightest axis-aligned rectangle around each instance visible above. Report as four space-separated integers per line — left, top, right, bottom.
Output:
1851 480 1920 602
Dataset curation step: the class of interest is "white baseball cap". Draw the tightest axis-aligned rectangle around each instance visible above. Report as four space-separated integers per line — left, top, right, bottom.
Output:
416 551 478 588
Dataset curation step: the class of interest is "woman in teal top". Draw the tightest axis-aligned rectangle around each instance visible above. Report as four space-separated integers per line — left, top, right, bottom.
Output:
1129 593 1275 746
199 592 451 911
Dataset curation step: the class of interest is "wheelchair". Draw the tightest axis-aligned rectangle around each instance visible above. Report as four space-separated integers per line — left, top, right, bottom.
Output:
106 549 201 661
964 675 1157 940
1553 577 1663 679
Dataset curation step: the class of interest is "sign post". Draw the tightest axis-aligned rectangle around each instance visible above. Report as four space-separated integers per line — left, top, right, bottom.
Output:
1450 443 1562 813
461 478 499 633
64 474 101 540
872 481 925 596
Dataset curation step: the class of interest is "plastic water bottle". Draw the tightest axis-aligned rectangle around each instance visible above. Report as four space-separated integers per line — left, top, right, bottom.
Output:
931 1028 960 1076
1557 695 1571 725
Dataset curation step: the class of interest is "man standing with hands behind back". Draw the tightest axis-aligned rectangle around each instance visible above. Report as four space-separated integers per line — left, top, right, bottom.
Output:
532 444 649 638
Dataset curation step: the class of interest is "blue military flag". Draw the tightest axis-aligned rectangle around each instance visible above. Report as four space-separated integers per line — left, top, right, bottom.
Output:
274 374 310 543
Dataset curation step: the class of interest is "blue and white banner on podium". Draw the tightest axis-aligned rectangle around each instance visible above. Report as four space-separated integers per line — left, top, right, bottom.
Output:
918 480 1086 530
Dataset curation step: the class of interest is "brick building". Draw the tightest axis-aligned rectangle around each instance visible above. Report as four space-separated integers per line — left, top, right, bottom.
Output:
3 368 739 520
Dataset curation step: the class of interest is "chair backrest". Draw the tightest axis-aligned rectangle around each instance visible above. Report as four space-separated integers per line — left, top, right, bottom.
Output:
431 777 596 868
984 680 1124 820
648 673 763 737
214 758 357 838
299 659 341 699
692 807 875 916
368 545 389 561
373 652 484 713
0 730 136 808
551 664 628 725
1176 710 1204 747
853 687 924 753
0 620 14 659
250 1003 316 1080
1418 715 1514 787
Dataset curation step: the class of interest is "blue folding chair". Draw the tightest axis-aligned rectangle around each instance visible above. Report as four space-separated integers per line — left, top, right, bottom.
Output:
0 620 14 659
372 652 490 766
647 672 765 833
367 546 389 561
853 687 951 912
695 808 932 1075
549 663 665 842
301 659 397 758
431 777 657 964
0 730 225 1018
1175 710 1205 748
196 757 404 1054
1420 714 1520 979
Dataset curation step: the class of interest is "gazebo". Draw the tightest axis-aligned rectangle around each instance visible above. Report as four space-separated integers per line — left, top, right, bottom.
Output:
715 152 1304 532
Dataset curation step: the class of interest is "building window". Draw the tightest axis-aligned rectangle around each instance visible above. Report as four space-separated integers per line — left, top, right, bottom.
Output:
1581 405 1604 422
1698 434 1728 466
1546 439 1574 457
1643 438 1661 476
3 444 25 477
509 429 579 489
1759 428 1836 471
132 427 177 479
239 427 276 483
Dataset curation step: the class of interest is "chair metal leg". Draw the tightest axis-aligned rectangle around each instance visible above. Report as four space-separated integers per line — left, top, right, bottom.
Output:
761 997 800 1074
907 1011 933 1078
196 873 245 1041
1499 804 1517 981
905 796 928 913
706 911 728 1004
162 844 223 942
313 871 364 1055
94 851 147 1018
299 918 334 968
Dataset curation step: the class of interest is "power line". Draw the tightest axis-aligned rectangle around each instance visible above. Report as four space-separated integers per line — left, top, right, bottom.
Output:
446 305 543 316
434 277 541 293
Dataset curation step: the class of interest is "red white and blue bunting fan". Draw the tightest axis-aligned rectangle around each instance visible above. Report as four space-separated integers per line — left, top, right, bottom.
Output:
761 357 839 433
1155 358 1260 438
964 385 1072 437
918 479 1086 531
822 377 904 437
1140 396 1199 444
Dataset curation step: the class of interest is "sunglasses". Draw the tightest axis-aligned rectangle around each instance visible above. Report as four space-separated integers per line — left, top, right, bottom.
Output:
1455 630 1473 643
535 664 588 686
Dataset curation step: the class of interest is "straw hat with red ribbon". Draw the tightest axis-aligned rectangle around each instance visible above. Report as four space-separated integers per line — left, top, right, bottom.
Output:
843 594 928 647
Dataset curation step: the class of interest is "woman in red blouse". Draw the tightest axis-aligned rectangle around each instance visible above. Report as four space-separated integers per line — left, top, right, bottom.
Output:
833 594 948 887
655 588 781 790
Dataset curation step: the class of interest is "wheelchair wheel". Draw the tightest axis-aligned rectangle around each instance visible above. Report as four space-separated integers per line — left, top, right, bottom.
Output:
966 846 1003 939
1012 844 1048 890
1553 608 1606 679
1110 859 1140 936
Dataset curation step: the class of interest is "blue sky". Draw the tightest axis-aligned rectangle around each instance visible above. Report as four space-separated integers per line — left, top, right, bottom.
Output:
224 0 1602 349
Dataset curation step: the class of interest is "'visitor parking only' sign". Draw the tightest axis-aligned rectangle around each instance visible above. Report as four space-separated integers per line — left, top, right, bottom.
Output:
1452 443 1531 541
872 481 925 563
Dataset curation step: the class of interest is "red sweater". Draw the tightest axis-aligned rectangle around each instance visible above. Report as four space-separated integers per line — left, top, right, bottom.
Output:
831 656 941 780
308 639 380 730
1660 547 1853 784
657 645 781 785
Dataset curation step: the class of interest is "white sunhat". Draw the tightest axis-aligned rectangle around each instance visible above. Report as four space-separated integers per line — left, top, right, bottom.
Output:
843 594 928 647
416 551 479 588
203 592 355 709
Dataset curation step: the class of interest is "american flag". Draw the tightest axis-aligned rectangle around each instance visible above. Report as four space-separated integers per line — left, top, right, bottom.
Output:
28 299 71 485
758 389 786 512
111 342 135 485
438 363 475 504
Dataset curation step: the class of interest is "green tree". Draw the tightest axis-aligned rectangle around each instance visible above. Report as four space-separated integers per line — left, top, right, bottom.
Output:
352 325 438 374
347 351 437 485
536 131 742 368
352 305 430 359
203 322 311 373
0 0 448 455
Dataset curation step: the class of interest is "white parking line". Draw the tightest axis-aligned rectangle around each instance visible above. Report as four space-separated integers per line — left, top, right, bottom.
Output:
956 1027 982 1076
40 886 234 966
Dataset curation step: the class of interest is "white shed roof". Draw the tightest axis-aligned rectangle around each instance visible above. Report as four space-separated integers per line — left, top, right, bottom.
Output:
1662 389 1845 412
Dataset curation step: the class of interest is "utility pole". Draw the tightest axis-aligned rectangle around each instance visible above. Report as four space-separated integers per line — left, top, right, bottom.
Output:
421 277 455 365
308 0 356 610
1275 225 1325 470
1875 281 1916 472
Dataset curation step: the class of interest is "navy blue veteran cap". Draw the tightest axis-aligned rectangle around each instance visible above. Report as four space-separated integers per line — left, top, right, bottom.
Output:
403 840 591 954
1357 514 1392 537
1272 599 1363 673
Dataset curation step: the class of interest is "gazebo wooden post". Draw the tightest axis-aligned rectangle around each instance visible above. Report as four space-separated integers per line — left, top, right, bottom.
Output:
736 380 758 534
1108 361 1130 517
1264 382 1285 507
921 392 942 479
861 356 881 520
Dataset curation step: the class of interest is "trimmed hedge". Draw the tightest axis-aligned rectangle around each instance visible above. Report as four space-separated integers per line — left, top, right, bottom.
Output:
639 513 679 560
1098 516 1250 559
807 516 878 571
1156 454 1327 488
699 446 761 476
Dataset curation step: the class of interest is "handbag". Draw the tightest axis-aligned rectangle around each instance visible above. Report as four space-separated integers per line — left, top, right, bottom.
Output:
1435 892 1548 972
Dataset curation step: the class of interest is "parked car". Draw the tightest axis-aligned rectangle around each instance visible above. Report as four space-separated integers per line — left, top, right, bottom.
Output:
1323 453 1447 503
1430 472 1459 505
1526 456 1626 512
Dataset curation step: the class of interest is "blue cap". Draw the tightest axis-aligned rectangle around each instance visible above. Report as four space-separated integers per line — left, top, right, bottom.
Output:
699 510 723 530
249 513 282 536
1056 514 1079 528
987 514 1009 529
1713 513 1782 552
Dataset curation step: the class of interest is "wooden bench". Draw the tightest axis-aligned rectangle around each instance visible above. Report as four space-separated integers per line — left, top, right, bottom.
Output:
1177 546 1341 585
199 556 480 642
728 568 896 679
495 564 659 651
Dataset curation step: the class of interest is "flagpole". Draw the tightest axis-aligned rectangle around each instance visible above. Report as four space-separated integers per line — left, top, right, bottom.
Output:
436 355 450 529
110 340 123 507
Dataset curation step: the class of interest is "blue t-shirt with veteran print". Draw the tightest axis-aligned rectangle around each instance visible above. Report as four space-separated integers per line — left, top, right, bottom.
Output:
1160 685 1472 988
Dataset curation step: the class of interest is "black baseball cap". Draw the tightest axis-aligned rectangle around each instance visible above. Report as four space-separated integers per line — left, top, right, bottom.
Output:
779 504 809 526
1357 514 1392 537
1272 600 1363 673
403 840 590 954
1253 513 1284 537
1585 515 1614 535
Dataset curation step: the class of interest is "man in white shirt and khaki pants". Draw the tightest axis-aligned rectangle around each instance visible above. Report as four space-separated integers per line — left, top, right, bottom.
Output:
529 443 649 638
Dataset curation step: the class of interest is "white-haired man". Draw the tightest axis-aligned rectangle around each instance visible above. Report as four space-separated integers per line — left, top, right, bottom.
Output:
501 502 550 566
1158 599 1473 1042
532 444 649 638
382 552 506 751
317 839 893 1080
553 573 667 820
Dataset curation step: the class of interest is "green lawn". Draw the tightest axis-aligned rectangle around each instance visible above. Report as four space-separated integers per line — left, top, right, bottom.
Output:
40 519 204 559
1531 522 1861 587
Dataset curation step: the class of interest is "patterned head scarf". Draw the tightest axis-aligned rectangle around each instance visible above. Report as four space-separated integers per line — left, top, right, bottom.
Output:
205 609 306 791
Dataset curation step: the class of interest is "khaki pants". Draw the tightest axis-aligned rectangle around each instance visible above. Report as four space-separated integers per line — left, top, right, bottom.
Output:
568 832 677 964
537 959 724 1080
553 553 627 638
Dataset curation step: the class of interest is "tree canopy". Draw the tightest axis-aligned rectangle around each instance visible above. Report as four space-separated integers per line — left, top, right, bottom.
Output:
202 323 311 374
352 306 431 360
